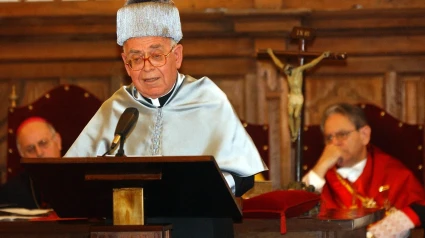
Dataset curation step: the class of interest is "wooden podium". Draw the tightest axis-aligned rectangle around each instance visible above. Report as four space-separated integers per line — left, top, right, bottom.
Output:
20 156 242 237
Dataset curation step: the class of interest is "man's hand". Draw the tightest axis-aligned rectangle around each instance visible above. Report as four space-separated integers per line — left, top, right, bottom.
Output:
367 210 413 238
312 144 342 178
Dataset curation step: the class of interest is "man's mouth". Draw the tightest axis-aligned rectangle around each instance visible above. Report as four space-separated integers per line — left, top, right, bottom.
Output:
143 77 159 82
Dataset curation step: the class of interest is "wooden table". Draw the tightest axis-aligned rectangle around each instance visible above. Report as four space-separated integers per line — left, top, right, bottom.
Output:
234 209 385 238
0 220 172 238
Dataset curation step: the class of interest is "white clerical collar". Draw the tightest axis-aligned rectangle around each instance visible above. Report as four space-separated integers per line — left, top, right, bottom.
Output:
148 80 177 107
336 158 367 183
135 73 184 107
150 98 161 107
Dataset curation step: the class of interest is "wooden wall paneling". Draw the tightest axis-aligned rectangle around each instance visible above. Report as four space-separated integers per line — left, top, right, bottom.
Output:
0 41 120 61
3 0 425 18
287 35 425 56
214 76 245 118
181 22 232 36
277 73 292 188
419 76 425 123
110 75 127 95
244 73 259 123
384 71 403 120
181 37 254 57
255 37 290 53
0 18 116 38
19 79 60 106
302 56 425 75
403 76 422 124
232 15 302 34
0 1 123 18
255 65 268 125
253 0 282 9
258 60 291 188
174 0 254 10
181 17 235 37
180 58 255 76
0 61 124 79
305 10 425 31
58 77 111 102
280 0 425 9
304 75 384 125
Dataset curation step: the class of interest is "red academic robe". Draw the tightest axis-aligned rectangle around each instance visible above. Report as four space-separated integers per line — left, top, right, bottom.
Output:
320 146 425 225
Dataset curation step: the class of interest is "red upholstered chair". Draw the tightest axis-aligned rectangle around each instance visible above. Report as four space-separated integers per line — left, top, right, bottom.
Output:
6 85 102 182
302 103 425 185
241 120 270 180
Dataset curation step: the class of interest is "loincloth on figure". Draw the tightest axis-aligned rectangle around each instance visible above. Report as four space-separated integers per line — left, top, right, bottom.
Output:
288 94 304 106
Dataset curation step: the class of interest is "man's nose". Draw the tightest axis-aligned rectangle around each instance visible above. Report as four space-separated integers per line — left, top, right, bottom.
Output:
143 58 155 71
330 137 343 146
34 146 44 158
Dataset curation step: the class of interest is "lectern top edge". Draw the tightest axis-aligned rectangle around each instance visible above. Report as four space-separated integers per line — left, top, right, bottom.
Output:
21 155 215 164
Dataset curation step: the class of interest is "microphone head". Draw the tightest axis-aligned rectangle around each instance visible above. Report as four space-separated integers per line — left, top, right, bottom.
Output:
114 107 139 138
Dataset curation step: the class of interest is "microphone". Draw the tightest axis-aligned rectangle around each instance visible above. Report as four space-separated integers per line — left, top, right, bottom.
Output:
103 107 139 156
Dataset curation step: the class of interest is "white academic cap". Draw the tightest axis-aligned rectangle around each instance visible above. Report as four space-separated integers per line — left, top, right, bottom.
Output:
116 0 183 46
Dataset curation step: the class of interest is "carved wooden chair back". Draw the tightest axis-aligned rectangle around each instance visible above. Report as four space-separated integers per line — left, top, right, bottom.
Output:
7 85 102 181
242 120 270 180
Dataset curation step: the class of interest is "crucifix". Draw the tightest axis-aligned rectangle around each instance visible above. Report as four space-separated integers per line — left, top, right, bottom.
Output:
257 26 346 182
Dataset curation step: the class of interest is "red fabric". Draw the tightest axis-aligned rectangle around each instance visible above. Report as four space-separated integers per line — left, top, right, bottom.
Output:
30 211 86 221
242 190 320 234
402 206 421 227
16 116 49 135
321 146 425 224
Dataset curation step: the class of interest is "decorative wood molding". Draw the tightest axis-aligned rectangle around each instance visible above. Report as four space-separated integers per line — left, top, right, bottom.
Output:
384 71 402 119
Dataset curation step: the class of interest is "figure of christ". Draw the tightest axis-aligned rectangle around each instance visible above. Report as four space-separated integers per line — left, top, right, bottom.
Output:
267 48 330 142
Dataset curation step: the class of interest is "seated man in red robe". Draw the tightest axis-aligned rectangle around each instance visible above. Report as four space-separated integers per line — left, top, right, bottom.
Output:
302 103 425 237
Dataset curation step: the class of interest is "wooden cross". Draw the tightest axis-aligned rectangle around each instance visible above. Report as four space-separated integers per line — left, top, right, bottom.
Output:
257 26 346 182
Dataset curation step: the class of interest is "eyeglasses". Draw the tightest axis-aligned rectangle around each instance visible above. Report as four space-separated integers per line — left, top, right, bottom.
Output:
126 46 175 71
22 133 56 156
324 130 356 144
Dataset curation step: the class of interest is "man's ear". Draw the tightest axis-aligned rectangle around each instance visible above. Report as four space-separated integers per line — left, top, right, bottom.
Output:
55 132 63 151
173 44 183 69
121 52 132 76
359 125 371 145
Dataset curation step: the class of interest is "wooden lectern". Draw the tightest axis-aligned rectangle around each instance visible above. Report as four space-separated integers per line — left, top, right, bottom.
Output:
21 156 242 237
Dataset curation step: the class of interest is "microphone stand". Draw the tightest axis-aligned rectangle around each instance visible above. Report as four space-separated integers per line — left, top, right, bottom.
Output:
115 136 126 157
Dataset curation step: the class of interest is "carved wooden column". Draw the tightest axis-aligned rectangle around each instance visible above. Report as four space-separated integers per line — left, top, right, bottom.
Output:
257 60 292 189
384 71 402 119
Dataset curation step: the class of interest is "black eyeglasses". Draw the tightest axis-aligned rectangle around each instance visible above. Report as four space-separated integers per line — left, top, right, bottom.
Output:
126 46 175 71
324 130 356 143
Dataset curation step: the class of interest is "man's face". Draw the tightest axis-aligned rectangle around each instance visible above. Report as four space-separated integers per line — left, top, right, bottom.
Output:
17 121 62 158
121 36 183 99
323 113 370 167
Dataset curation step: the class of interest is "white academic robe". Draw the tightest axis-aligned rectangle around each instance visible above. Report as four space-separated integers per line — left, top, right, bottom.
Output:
65 73 267 178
